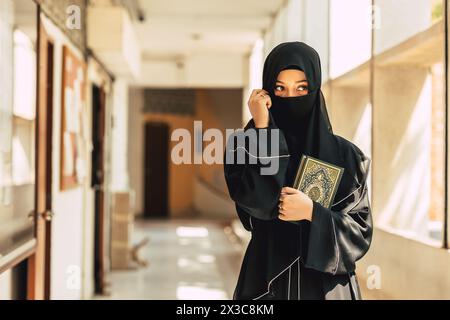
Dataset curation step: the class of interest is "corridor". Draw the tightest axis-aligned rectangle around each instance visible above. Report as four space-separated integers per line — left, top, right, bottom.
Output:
101 220 245 300
2 0 450 301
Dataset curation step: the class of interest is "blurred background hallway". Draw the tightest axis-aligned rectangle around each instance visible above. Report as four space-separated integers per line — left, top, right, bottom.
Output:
95 219 244 300
1 0 450 300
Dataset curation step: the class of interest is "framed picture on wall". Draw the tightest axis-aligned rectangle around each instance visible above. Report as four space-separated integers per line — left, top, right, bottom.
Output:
60 45 87 191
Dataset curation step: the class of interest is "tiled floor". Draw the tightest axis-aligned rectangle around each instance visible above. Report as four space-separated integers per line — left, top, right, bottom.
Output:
97 219 245 300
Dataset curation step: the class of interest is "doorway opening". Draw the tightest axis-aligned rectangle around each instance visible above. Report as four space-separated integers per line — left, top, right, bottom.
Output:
144 122 169 219
91 85 106 294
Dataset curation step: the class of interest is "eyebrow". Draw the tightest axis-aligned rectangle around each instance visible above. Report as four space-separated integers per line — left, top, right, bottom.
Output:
276 80 308 84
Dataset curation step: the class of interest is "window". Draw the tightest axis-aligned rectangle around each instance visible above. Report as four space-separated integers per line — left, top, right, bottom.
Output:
0 0 37 262
373 0 445 244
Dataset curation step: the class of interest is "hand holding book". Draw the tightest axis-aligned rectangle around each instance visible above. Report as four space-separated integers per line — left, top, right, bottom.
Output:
292 154 344 209
278 154 344 222
278 187 313 222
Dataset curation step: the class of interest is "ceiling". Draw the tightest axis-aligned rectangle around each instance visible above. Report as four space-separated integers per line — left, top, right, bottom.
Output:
133 0 284 60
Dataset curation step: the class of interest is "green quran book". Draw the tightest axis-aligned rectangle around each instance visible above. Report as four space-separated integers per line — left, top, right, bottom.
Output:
292 154 344 209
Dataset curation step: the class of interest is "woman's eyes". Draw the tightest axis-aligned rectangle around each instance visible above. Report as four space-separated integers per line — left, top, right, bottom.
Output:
275 85 308 91
275 86 283 91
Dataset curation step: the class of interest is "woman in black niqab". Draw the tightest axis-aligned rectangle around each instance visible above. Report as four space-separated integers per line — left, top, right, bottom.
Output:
224 41 373 300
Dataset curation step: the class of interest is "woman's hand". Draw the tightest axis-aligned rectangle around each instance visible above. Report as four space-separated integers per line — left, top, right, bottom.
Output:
278 187 313 222
248 89 272 128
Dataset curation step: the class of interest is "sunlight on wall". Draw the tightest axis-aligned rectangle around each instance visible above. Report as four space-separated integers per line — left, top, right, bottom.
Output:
12 30 36 186
243 38 264 125
12 124 34 185
376 73 432 240
329 0 371 78
13 30 36 120
352 102 372 158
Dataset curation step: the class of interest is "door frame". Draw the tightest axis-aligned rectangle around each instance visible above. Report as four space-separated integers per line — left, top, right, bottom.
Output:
92 84 107 295
27 11 54 300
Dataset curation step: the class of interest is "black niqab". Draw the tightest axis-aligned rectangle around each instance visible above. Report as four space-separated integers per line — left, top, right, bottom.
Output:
262 41 346 188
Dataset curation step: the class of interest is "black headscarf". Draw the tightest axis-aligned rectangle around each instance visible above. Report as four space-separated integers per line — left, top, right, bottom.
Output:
262 41 360 193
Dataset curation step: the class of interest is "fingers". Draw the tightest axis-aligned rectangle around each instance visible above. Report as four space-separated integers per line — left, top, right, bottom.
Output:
251 89 269 99
279 193 294 202
265 94 272 109
278 200 289 213
279 188 298 215
250 89 271 109
251 89 264 95
281 187 300 194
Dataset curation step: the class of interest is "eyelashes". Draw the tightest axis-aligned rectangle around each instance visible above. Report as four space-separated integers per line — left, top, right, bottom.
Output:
275 85 308 92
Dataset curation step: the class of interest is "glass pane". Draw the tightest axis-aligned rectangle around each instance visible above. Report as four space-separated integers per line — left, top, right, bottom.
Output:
373 0 445 243
0 0 37 258
327 0 373 197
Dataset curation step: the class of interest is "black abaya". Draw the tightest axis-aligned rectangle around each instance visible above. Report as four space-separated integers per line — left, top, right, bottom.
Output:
224 41 372 300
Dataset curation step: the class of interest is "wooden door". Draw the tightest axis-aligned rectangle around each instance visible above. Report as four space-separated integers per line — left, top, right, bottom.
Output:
92 85 107 294
144 122 169 218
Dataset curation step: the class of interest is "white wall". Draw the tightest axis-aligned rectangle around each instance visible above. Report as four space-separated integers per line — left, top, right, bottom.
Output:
0 270 12 299
329 0 372 78
262 0 330 82
38 14 86 300
110 78 130 192
374 0 432 54
194 180 236 219
137 53 245 88
373 67 432 238
300 0 330 82
88 6 141 79
127 88 144 216
358 228 450 299
260 0 372 84
137 60 182 88
285 0 302 42
242 39 264 125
